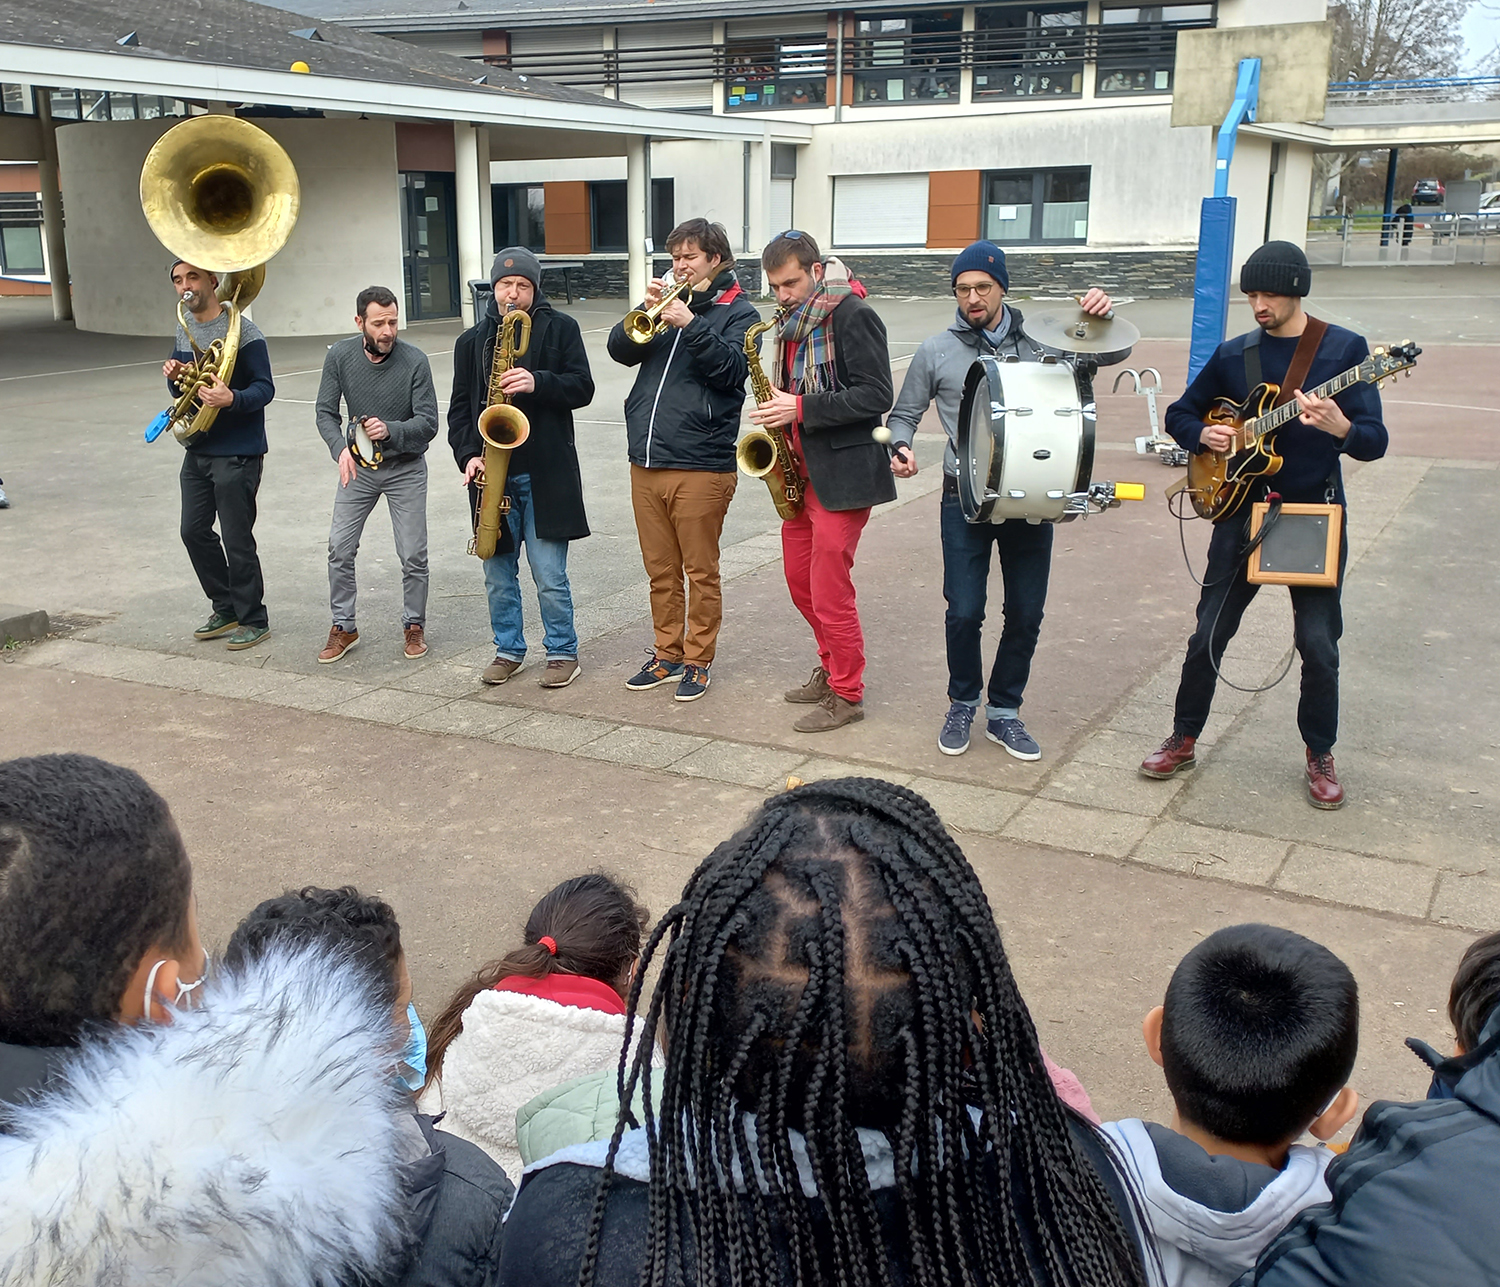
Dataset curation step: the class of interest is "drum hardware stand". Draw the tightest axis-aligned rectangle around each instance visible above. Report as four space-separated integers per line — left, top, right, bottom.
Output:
1115 368 1188 467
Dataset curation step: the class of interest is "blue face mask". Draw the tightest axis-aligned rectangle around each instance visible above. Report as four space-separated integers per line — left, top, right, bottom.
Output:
399 1003 427 1093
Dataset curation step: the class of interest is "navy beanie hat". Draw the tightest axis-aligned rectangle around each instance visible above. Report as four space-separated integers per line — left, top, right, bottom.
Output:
950 240 1009 293
1239 241 1311 297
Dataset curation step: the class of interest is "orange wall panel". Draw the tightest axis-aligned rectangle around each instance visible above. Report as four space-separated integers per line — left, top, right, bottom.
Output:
395 122 455 172
0 163 41 192
544 181 592 255
927 170 981 249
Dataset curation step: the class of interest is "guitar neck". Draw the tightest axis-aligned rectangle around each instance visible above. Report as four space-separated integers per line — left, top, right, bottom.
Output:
1249 366 1363 437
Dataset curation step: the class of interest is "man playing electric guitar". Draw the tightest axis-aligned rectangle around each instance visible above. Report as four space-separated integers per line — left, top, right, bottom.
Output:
1139 242 1389 809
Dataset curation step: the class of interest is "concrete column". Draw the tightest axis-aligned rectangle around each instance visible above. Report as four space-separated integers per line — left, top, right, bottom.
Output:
454 121 482 327
476 125 494 269
711 21 727 116
960 7 976 106
626 134 648 305
34 90 71 322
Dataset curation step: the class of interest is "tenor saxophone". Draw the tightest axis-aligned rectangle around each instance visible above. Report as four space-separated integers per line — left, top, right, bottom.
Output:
735 314 805 521
470 307 532 560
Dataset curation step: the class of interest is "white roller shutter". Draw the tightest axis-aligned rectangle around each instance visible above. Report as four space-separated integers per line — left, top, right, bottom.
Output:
727 16 826 38
509 26 610 92
398 30 483 58
833 174 929 247
618 22 713 111
771 179 794 234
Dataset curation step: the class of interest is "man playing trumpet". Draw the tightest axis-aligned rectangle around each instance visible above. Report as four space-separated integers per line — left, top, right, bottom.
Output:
607 219 759 703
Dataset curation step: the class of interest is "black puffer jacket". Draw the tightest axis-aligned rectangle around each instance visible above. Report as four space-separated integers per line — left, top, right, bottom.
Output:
606 268 760 473
449 294 595 553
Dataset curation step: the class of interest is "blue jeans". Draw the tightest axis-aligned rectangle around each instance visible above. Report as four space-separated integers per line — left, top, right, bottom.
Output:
481 473 578 661
941 490 1053 718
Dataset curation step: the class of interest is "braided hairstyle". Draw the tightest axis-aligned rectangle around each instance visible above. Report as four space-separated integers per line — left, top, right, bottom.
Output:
578 778 1145 1287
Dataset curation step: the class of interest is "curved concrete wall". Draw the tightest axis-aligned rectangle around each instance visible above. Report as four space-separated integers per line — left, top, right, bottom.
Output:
57 117 402 337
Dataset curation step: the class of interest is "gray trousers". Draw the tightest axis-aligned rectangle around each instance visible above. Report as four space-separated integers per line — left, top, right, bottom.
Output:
328 455 429 629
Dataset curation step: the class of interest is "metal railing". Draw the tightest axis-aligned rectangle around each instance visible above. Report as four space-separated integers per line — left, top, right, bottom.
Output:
1305 214 1495 266
1326 75 1500 104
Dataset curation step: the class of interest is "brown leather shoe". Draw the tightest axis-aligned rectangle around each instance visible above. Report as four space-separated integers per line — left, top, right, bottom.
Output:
1306 748 1346 810
784 665 832 704
539 658 581 689
482 656 522 685
318 626 359 664
403 624 428 660
1140 731 1197 778
793 692 865 733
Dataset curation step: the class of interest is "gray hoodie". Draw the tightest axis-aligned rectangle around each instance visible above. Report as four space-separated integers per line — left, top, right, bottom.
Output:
1101 1119 1335 1287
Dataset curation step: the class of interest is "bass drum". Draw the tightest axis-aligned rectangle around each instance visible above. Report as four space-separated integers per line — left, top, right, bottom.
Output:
956 356 1094 524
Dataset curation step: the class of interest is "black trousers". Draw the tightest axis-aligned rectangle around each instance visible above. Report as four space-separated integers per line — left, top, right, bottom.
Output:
179 452 268 629
1173 509 1348 754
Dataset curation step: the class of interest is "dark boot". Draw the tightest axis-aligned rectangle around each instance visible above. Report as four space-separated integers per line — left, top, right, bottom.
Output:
1140 732 1197 779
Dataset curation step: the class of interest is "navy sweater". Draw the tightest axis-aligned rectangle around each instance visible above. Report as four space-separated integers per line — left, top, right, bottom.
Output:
1165 322 1387 504
169 311 276 457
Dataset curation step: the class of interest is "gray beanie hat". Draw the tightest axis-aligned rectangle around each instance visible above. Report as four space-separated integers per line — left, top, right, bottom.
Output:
491 247 541 291
1239 241 1311 297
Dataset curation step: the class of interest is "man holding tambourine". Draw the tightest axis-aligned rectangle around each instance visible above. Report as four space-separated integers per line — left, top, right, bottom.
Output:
313 285 439 663
885 241 1120 762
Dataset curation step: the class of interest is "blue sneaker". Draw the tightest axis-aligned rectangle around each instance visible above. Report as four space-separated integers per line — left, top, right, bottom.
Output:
625 654 684 691
987 716 1041 761
674 663 711 702
938 701 976 756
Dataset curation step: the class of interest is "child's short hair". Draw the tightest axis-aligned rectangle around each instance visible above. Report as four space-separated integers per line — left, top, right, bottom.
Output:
1449 929 1500 1053
1160 923 1358 1146
762 230 821 273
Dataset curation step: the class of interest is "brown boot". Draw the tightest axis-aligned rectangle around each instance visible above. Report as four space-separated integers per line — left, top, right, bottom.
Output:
482 656 522 685
1140 731 1196 779
403 624 428 659
794 691 865 733
784 665 832 704
1306 748 1346 810
318 626 359 663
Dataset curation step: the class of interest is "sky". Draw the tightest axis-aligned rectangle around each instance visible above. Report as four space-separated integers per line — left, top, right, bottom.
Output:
1461 1 1500 70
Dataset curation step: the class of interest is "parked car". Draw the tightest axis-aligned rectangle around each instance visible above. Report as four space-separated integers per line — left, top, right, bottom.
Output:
1431 190 1500 235
1411 178 1445 206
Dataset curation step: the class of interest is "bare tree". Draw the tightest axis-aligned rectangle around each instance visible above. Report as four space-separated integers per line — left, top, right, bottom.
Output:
1328 0 1473 80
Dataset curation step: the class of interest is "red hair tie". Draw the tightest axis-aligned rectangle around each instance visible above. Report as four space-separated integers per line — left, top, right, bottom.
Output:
538 935 558 956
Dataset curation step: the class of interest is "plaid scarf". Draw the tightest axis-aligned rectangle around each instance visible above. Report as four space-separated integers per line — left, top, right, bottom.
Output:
773 256 853 395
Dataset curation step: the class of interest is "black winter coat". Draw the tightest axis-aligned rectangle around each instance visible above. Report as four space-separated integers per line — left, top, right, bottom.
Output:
1245 1004 1500 1287
794 294 897 512
606 268 760 473
449 295 595 554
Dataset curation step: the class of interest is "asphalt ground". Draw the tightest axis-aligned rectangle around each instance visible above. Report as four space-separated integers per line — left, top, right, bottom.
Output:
2 263 1498 1127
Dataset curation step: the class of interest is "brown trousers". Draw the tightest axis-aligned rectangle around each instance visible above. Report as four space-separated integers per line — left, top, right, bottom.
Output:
630 465 737 666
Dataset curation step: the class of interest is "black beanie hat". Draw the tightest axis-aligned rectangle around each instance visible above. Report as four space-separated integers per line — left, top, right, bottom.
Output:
1239 241 1311 297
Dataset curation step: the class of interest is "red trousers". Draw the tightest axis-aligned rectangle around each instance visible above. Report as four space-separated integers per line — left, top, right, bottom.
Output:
781 485 871 702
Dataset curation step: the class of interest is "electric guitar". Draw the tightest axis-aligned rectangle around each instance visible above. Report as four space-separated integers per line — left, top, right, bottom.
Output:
1185 342 1421 522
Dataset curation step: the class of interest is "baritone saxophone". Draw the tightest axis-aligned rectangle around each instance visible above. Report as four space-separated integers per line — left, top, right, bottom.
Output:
735 314 805 521
470 307 532 560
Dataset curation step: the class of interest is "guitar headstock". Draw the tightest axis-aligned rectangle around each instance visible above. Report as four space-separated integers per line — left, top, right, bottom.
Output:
1362 341 1421 386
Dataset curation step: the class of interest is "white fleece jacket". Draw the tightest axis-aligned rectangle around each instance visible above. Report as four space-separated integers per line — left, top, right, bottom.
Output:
0 944 413 1287
418 988 632 1182
1102 1118 1335 1287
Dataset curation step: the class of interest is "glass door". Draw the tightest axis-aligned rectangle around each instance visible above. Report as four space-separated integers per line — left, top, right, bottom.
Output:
399 172 460 321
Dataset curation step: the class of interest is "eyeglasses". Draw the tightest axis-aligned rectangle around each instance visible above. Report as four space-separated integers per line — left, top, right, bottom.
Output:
954 282 997 298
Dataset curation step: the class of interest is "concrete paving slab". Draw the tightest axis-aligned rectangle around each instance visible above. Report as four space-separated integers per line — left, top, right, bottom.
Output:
1041 760 1186 817
497 712 618 754
675 740 809 791
1275 845 1438 920
1072 728 1171 770
327 688 455 726
1130 820 1291 886
158 656 299 700
386 663 490 698
575 725 710 770
794 758 916 787
907 776 1028 834
1431 872 1500 932
11 636 111 671
401 700 530 740
1003 797 1155 858
254 673 376 712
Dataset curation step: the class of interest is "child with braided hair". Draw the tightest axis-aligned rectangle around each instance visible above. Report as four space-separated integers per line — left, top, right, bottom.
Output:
497 777 1149 1287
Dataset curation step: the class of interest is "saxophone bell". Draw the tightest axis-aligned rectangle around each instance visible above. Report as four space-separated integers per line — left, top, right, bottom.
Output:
736 311 805 521
471 306 532 560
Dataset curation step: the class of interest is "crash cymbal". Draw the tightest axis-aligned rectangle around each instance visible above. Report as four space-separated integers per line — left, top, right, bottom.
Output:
1025 308 1141 361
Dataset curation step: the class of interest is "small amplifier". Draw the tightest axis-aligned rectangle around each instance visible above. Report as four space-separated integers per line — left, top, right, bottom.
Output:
1246 502 1342 588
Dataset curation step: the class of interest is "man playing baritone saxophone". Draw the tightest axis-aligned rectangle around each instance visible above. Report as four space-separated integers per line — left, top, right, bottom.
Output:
608 218 759 703
884 241 1119 762
313 285 439 664
449 248 595 689
749 231 895 734
164 260 276 652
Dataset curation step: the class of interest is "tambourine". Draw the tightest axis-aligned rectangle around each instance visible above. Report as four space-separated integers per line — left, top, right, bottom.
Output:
347 416 382 469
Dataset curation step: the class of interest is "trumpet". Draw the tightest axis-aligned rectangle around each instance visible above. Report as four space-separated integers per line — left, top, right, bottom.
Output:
622 270 700 344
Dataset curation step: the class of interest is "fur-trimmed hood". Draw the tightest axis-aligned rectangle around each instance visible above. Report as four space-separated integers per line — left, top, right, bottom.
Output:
0 943 413 1287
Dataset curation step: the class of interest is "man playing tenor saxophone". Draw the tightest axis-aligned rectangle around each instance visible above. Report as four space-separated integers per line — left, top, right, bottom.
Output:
449 249 595 689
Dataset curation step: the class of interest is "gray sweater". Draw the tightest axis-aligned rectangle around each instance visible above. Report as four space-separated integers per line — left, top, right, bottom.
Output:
315 336 439 463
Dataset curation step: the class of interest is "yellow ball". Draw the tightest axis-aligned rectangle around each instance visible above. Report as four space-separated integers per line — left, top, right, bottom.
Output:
290 60 311 73
872 425 892 445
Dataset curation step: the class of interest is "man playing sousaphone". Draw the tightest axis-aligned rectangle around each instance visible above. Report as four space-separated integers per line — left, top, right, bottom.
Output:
164 260 276 652
449 248 595 689
313 286 439 663
607 219 759 703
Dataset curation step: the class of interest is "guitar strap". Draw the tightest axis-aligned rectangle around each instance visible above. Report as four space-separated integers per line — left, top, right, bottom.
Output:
1244 317 1328 407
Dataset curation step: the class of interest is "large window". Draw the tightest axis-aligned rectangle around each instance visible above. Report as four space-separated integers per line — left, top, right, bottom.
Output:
973 5 1085 99
1 84 35 116
590 179 675 252
1 225 45 275
1096 3 1214 95
724 36 828 111
40 88 185 120
851 11 962 104
493 185 545 252
984 168 1089 244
